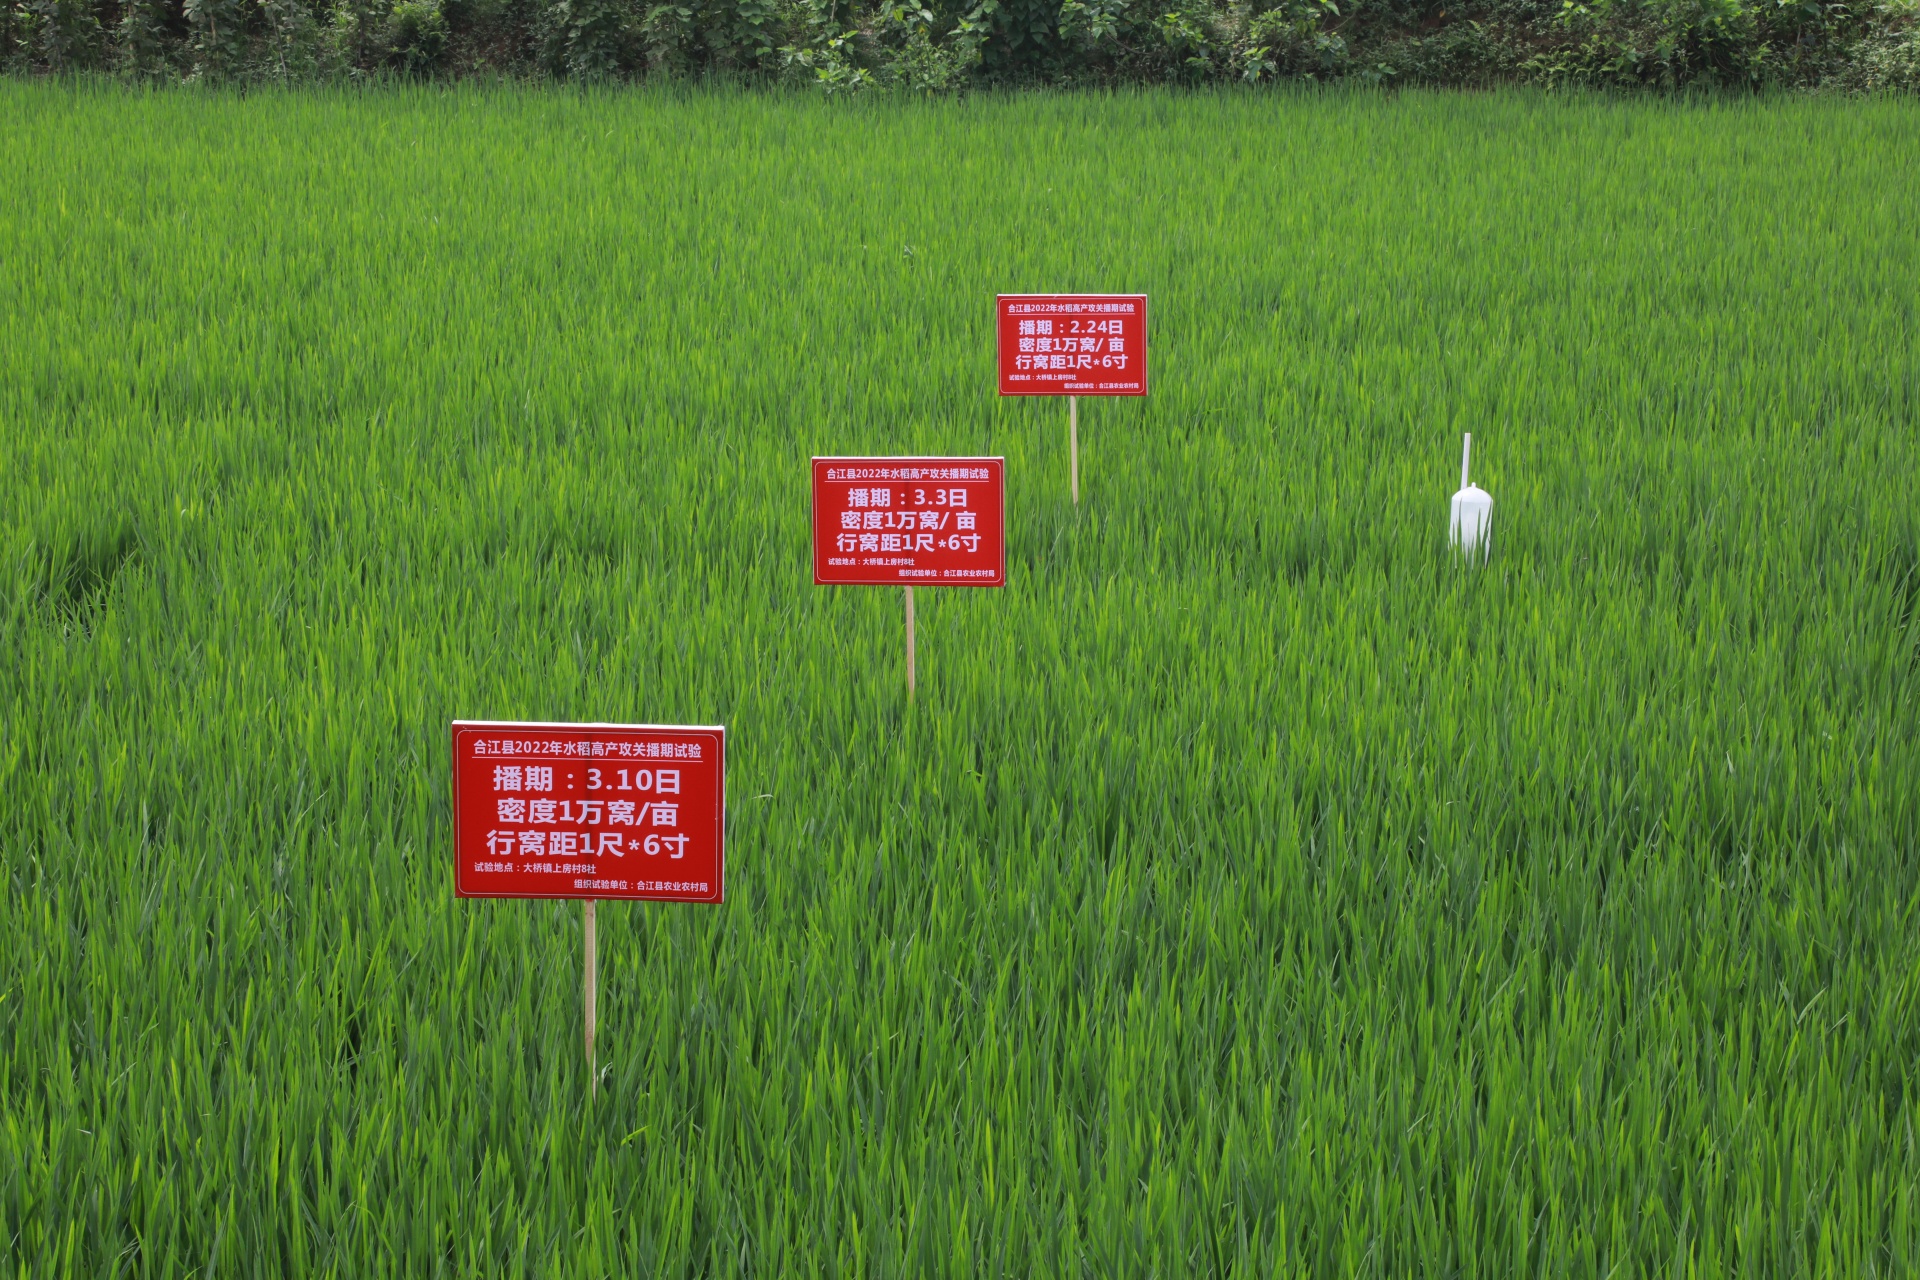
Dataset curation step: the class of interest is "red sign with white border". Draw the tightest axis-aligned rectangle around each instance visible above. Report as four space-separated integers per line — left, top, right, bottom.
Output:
997 294 1148 396
451 720 724 902
812 457 1006 588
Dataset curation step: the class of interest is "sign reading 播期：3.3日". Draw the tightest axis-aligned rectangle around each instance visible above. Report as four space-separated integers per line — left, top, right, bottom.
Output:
811 457 1006 588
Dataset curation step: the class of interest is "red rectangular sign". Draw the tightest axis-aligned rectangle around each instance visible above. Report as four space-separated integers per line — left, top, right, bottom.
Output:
451 721 724 902
812 457 1006 588
997 294 1148 396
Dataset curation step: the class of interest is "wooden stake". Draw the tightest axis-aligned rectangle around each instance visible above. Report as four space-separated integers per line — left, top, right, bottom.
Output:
583 898 598 1097
1069 395 1079 505
904 586 916 698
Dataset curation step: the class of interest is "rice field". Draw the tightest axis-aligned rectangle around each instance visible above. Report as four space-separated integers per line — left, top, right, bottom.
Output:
2 82 1918 1277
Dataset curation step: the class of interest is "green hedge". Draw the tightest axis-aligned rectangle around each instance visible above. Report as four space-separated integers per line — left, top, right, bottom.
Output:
4 0 1916 89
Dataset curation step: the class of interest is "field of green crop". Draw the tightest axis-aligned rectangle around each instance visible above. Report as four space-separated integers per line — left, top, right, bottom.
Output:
2 82 1918 1276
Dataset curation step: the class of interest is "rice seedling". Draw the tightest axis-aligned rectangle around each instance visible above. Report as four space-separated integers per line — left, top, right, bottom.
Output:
1 82 1917 1277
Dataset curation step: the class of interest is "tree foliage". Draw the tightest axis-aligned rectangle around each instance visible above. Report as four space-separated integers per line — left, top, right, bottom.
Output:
1 0 1914 90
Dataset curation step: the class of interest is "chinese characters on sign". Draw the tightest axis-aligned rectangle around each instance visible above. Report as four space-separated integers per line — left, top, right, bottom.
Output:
996 295 1149 397
451 721 724 902
811 458 1006 588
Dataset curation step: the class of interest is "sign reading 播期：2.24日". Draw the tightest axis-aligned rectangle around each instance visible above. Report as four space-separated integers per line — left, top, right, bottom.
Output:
996 294 1148 397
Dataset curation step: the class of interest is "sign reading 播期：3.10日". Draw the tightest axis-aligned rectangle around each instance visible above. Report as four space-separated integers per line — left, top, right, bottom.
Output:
451 719 723 1096
450 720 725 903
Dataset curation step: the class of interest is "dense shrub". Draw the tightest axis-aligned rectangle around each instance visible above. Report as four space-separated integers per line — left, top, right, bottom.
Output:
1 0 1914 85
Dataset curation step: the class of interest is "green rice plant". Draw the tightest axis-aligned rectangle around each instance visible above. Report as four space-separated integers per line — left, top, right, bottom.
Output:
0 83 1916 1277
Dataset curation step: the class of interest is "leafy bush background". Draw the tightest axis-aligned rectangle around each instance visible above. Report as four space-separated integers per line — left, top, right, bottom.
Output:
2 0 1915 91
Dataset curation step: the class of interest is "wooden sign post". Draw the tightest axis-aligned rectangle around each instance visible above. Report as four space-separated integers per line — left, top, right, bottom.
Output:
1069 394 1079 504
996 294 1149 504
583 898 597 1081
812 457 1007 697
451 720 726 1096
904 583 916 695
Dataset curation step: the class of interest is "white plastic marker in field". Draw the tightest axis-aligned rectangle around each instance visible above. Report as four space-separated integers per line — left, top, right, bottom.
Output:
1450 433 1493 561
